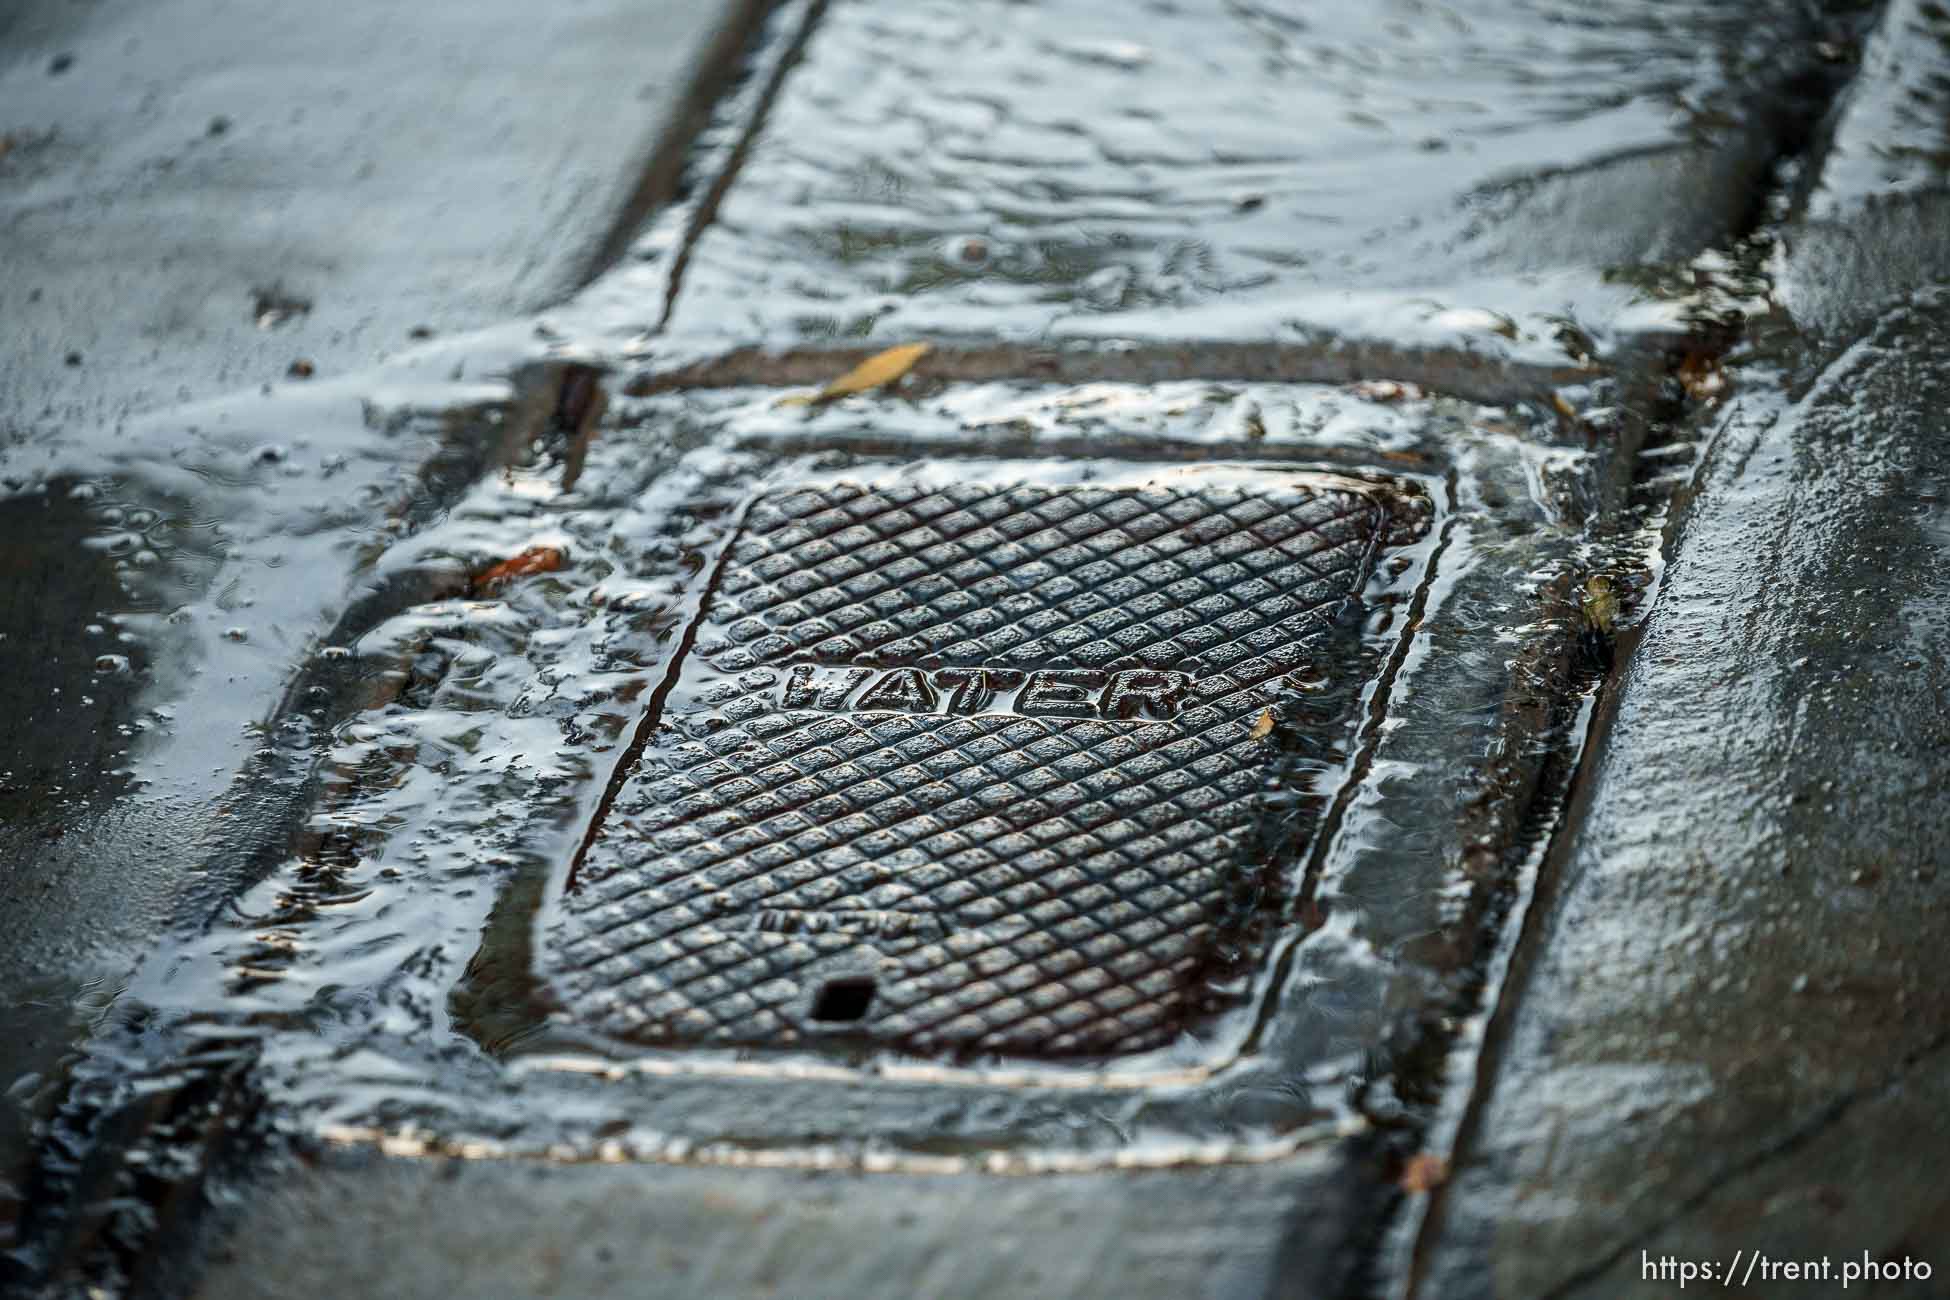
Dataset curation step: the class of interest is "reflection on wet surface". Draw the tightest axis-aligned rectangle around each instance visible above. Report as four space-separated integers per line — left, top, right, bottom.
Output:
663 0 1826 357
0 486 150 1204
1802 0 1950 214
1780 0 1950 335
0 486 150 833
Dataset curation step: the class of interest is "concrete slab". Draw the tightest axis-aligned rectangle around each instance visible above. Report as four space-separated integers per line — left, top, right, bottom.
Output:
0 0 761 439
188 1147 1371 1300
1562 1042 1950 1299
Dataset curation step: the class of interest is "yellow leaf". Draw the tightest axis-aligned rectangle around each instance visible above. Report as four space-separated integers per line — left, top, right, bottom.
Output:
1249 708 1275 740
1580 574 1618 636
794 343 933 406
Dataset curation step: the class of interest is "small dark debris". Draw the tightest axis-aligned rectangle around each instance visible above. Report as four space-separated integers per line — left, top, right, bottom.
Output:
287 359 315 379
552 365 606 435
408 325 434 340
254 288 312 330
63 352 82 368
207 116 231 137
48 54 74 75
1578 622 1614 671
1553 321 1598 366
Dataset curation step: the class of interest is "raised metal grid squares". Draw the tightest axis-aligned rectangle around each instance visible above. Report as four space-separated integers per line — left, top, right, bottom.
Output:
544 470 1405 1059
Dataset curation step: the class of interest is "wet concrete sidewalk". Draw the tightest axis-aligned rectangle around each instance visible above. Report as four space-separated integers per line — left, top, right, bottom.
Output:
2 1 1946 1297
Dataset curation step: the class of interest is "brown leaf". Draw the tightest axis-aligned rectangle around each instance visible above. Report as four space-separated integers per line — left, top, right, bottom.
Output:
1249 707 1276 740
1241 402 1267 442
1400 1153 1449 1194
780 343 932 406
1677 349 1727 401
473 545 567 592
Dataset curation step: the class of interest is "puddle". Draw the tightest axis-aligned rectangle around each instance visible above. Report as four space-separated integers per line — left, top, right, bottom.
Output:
657 0 1833 361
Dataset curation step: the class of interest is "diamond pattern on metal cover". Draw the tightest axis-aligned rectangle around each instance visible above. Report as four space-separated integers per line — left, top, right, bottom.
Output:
544 474 1397 1058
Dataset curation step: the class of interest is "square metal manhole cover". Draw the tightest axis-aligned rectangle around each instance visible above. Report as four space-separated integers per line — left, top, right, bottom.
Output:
541 461 1430 1064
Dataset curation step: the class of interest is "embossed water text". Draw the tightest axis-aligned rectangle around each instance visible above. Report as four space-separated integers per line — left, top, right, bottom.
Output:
778 664 1191 722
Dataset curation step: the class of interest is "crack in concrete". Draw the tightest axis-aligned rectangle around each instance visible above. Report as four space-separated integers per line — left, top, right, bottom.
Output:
648 0 831 334
576 0 808 292
1544 1030 1950 1300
